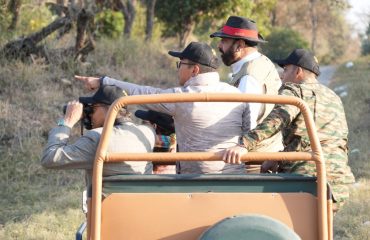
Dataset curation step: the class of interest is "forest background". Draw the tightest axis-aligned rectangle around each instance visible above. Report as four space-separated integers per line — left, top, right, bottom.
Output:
0 0 369 239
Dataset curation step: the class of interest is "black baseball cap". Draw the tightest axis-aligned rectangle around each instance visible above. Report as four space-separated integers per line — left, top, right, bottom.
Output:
79 85 127 105
168 42 220 69
135 110 175 135
274 49 320 76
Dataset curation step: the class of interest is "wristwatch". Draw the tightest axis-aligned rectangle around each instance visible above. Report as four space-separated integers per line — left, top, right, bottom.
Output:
57 118 67 127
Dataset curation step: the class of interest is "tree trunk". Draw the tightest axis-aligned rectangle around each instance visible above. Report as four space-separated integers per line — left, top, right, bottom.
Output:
145 0 156 41
75 9 94 61
56 0 65 16
309 0 318 54
7 0 22 31
1 5 95 62
114 0 136 38
270 6 277 27
178 22 194 48
2 16 71 59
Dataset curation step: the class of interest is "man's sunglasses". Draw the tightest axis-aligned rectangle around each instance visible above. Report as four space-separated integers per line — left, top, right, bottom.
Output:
176 61 196 69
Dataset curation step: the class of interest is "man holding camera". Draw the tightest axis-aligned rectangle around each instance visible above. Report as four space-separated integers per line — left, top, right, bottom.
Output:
41 85 155 186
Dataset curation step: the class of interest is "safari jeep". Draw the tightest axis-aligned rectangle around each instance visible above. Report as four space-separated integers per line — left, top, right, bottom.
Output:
75 93 333 240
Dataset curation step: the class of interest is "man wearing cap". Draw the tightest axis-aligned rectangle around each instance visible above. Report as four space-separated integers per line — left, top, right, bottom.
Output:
41 85 155 186
211 16 283 165
75 42 250 174
223 49 355 207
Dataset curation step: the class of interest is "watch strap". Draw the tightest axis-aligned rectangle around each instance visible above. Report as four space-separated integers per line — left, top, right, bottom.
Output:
57 118 66 127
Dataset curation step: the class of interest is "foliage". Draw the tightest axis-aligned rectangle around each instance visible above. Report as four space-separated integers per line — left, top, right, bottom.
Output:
362 39 370 56
130 1 163 41
95 9 124 38
156 0 261 46
239 0 277 38
0 1 12 43
318 11 350 64
18 3 55 34
271 0 352 63
260 27 309 60
361 23 370 55
196 0 276 44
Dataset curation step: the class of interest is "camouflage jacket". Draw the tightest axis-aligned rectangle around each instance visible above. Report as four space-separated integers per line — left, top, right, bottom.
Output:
242 80 355 203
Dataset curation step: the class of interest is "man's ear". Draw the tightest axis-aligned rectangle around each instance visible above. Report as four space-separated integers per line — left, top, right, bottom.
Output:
193 64 200 75
296 67 305 80
296 66 302 75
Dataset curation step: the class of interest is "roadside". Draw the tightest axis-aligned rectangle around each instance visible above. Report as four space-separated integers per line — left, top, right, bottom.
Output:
318 65 337 86
330 56 370 239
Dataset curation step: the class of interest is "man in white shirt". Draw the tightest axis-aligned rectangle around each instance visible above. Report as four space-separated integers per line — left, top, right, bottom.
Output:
211 16 283 169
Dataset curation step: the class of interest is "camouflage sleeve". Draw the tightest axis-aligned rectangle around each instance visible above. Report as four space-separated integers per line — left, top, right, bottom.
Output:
242 84 302 151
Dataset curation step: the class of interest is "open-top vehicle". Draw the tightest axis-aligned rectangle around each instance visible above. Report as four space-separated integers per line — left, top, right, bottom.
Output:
76 93 333 240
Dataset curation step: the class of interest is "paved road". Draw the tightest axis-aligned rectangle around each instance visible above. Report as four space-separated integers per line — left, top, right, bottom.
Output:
318 65 337 86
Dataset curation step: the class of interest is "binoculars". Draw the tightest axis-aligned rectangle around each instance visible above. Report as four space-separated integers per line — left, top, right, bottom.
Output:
62 103 94 130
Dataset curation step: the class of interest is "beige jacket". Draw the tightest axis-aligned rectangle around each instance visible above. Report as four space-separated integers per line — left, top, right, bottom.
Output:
103 72 250 174
41 122 155 186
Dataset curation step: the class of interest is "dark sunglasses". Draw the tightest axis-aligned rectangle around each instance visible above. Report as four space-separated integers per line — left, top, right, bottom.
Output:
176 61 196 69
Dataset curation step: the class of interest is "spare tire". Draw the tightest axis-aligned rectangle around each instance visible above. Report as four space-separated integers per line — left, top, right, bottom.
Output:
199 214 301 240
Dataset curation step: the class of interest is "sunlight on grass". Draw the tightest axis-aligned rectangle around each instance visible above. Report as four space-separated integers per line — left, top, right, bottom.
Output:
0 208 84 240
331 56 370 239
334 179 370 239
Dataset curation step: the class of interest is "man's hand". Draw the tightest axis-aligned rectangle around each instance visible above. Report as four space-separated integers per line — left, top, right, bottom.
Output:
222 145 248 164
75 75 101 91
63 100 83 128
260 160 279 173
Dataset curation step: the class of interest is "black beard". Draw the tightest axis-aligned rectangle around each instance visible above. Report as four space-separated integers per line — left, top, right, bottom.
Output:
220 47 238 66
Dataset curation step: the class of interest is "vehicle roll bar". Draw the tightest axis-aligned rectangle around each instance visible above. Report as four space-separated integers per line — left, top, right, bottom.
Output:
90 93 327 240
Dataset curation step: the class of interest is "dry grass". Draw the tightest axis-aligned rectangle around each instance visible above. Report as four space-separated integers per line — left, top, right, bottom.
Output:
0 34 369 239
0 36 176 238
334 180 370 240
331 56 370 239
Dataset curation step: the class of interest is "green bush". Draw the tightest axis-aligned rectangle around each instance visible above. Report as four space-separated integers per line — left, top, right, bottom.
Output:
361 38 370 56
361 22 370 56
95 9 124 38
260 27 309 60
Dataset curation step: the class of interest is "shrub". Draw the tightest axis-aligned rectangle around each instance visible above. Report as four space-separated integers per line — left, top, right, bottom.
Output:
260 27 309 60
361 22 370 56
361 38 370 56
95 9 124 38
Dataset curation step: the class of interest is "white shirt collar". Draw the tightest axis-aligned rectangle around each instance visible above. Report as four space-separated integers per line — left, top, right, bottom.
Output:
231 51 261 74
184 72 220 87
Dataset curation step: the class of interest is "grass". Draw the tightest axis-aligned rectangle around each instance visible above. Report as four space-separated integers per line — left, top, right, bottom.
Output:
0 33 369 239
0 36 176 238
330 56 370 239
334 180 370 240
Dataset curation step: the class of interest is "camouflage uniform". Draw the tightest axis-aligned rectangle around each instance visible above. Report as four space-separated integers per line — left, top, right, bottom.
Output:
242 80 355 204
